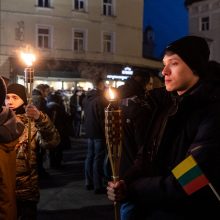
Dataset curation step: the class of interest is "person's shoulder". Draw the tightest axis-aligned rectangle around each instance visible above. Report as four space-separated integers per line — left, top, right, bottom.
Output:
47 101 59 107
200 82 220 103
147 86 170 102
209 85 220 103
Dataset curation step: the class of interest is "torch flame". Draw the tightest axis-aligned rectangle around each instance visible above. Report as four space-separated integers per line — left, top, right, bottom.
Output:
108 87 116 101
21 52 36 67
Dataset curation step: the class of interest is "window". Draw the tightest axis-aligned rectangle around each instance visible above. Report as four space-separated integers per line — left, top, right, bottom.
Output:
103 0 113 16
73 30 85 52
146 28 154 43
37 0 51 8
103 32 114 53
201 16 209 31
74 0 85 11
37 26 51 49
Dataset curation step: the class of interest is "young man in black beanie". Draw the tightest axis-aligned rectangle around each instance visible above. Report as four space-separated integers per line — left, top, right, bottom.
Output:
107 36 220 220
0 77 25 220
5 83 60 220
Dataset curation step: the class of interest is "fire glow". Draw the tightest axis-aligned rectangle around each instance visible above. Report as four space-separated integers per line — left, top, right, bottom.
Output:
20 52 36 67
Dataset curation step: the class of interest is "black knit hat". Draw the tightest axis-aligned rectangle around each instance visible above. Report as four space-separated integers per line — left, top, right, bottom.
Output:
0 76 7 109
7 83 27 105
165 36 210 76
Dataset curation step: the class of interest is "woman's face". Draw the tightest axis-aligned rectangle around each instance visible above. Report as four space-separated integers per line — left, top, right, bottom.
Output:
5 93 24 110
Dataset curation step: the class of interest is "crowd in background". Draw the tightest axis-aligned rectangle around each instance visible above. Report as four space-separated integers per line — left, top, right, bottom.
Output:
0 72 164 219
29 74 164 175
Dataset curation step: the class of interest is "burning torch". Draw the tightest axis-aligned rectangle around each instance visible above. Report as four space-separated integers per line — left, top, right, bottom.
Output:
105 87 122 220
20 46 36 146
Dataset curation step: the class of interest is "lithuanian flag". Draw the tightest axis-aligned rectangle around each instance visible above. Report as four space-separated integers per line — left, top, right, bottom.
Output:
172 155 209 195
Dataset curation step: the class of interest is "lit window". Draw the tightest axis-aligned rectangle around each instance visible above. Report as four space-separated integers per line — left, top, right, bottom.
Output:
37 26 51 49
103 32 113 53
103 0 113 16
201 16 209 31
38 0 51 8
73 30 85 52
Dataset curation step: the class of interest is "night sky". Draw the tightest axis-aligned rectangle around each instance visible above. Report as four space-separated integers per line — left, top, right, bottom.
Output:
144 0 189 58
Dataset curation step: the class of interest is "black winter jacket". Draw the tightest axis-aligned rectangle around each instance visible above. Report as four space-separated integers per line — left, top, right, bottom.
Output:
83 89 108 139
124 81 220 219
118 79 153 176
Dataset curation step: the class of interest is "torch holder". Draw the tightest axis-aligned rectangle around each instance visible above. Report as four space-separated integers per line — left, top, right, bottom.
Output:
24 67 34 147
105 100 122 220
105 101 122 181
24 67 34 104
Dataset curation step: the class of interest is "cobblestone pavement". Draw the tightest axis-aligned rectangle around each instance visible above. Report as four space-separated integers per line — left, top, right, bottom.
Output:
37 137 114 220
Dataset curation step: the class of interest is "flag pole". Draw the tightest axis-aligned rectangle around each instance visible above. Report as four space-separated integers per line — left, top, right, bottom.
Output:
208 183 220 201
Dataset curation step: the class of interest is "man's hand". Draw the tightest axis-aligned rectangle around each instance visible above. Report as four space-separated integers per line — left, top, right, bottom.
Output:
25 104 40 120
107 180 127 202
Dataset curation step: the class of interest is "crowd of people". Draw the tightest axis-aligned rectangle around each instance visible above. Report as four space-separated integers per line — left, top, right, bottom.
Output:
1 35 220 219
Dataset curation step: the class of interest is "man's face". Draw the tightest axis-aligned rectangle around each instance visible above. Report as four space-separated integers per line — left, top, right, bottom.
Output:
162 53 199 95
5 93 24 110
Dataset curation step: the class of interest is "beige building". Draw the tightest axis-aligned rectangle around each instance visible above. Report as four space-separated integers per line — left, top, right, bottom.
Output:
186 0 220 62
0 0 162 90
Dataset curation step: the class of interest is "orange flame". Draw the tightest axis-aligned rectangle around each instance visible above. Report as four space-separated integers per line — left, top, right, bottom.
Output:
108 87 115 100
19 45 36 67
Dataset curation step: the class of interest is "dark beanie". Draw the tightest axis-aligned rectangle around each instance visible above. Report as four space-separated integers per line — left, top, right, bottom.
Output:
165 36 210 76
0 76 7 109
7 83 27 105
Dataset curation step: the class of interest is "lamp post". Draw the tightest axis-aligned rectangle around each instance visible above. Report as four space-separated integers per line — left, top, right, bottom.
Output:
105 87 122 220
20 46 36 146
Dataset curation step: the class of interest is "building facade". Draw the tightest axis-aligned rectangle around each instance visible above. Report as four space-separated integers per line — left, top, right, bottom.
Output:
0 0 162 90
186 0 220 62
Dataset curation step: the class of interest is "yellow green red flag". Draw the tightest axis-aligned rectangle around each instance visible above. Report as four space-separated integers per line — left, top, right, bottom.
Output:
172 155 209 195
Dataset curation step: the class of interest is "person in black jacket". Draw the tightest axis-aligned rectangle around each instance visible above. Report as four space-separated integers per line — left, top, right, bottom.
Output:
118 70 151 177
107 36 220 219
32 84 51 177
47 92 71 169
69 88 85 137
83 76 108 194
